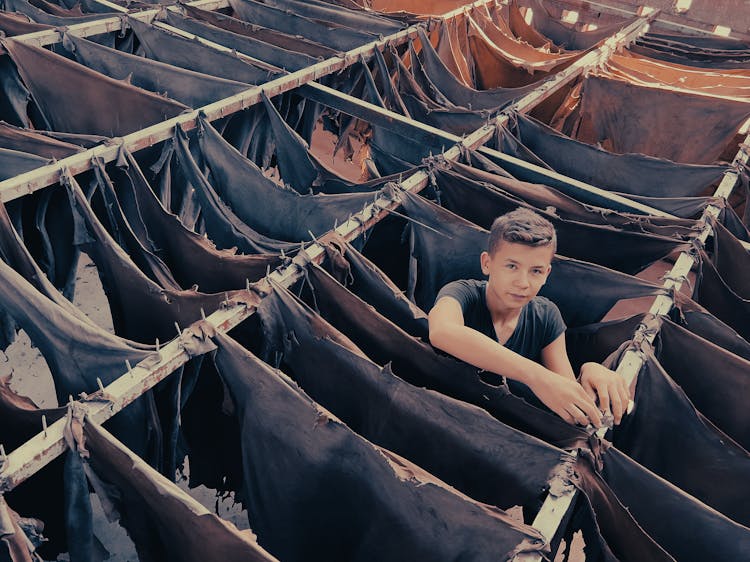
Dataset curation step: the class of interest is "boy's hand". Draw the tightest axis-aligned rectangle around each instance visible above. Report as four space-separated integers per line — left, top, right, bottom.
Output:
579 363 631 425
529 374 603 427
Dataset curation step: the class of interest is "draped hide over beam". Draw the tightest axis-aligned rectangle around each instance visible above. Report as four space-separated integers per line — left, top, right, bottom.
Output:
384 188 667 316
0 11 52 36
258 92 395 194
0 0 119 27
256 282 677 561
571 76 750 164
603 342 750 529
466 14 583 89
440 160 701 238
67 418 278 562
179 4 340 60
2 39 188 136
63 163 249 345
515 0 636 51
227 0 378 52
496 111 730 198
61 34 253 108
206 328 549 562
403 176 687 276
107 151 282 294
0 122 84 160
693 222 750 341
186 117 377 241
0 217 157 461
605 53 750 98
0 380 69 559
127 18 280 86
414 28 542 110
158 10 318 72
170 126 303 255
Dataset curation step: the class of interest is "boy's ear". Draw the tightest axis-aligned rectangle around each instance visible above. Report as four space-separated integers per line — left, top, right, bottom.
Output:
480 251 490 275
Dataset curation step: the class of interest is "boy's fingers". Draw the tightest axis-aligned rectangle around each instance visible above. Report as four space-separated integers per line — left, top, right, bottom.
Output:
581 380 597 401
609 388 624 424
597 383 611 418
576 397 603 428
567 405 591 427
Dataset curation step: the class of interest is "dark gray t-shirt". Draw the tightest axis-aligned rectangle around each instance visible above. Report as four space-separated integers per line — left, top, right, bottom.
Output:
435 279 566 405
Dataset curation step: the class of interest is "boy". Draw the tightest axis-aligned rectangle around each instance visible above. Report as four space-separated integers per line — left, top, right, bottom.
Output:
428 208 630 428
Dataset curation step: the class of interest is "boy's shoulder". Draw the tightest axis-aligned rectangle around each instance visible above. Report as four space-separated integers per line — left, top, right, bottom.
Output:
526 296 564 327
435 278 486 307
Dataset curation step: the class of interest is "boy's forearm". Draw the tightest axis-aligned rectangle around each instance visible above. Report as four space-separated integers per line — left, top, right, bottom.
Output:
430 324 550 389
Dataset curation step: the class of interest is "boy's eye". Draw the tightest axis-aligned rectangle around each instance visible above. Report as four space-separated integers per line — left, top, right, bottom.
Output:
506 264 517 270
532 269 543 275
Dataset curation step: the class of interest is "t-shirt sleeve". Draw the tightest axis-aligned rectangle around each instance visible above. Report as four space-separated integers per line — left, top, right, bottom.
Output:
434 280 478 317
541 299 567 346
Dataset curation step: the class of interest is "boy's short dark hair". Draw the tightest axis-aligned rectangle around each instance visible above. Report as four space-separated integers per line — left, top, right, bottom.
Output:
488 207 557 255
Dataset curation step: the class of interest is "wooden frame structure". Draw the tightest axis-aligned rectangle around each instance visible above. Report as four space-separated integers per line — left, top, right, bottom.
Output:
0 1 746 559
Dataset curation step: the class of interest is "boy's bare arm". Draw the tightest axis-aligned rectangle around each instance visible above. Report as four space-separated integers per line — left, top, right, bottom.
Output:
429 297 602 427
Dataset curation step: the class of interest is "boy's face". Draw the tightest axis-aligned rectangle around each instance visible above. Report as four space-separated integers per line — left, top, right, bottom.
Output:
480 241 553 312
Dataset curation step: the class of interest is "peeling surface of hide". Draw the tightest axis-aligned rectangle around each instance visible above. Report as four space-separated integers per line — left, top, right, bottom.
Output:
210 329 548 562
573 76 750 164
3 39 187 136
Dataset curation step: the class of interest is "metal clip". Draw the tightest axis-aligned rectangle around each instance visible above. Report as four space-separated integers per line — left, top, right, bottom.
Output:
42 415 48 438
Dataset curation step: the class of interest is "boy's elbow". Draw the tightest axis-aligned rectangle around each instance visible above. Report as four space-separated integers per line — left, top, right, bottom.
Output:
428 325 451 350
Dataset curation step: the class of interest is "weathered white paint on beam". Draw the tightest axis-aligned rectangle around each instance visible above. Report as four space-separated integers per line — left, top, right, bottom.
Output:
7 0 228 48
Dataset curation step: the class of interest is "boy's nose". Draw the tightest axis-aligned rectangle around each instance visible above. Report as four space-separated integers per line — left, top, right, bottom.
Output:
515 273 530 288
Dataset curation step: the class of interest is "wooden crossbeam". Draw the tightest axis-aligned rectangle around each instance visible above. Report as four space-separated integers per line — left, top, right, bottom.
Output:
542 0 750 41
7 0 229 48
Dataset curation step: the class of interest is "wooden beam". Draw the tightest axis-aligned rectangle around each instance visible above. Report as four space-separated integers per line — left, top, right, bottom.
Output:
542 0 750 41
0 15 427 202
8 0 229 48
615 132 750 389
